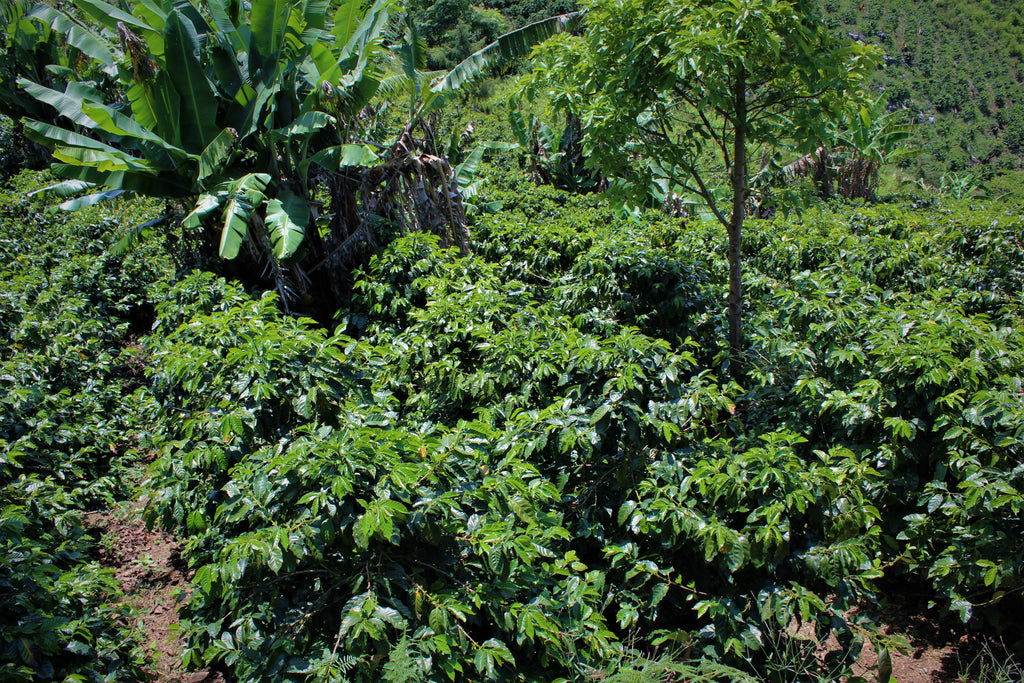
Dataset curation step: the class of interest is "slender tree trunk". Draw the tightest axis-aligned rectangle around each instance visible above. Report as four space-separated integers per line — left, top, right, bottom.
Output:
727 66 747 384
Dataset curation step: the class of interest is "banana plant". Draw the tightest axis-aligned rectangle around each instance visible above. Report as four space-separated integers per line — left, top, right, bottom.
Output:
0 0 123 171
1 0 59 121
832 99 914 200
21 0 391 264
19 0 580 311
509 108 606 193
422 12 580 116
752 98 914 205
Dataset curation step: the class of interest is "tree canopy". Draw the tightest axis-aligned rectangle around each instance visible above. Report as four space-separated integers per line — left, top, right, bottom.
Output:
528 0 879 378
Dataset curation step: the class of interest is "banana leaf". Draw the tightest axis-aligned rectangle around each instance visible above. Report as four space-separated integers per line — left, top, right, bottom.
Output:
134 0 170 33
57 189 125 211
455 142 517 187
207 0 245 50
27 5 115 66
80 101 192 158
110 213 167 256
169 0 212 37
218 173 270 259
272 110 335 137
320 0 392 87
51 146 153 173
24 119 126 153
127 73 184 150
183 192 223 230
198 128 238 182
265 189 309 259
51 163 194 197
219 198 251 259
73 0 154 33
250 0 289 64
331 0 367 46
27 180 94 198
303 144 379 173
303 0 330 30
17 79 103 129
425 13 580 113
211 34 246 99
164 11 220 153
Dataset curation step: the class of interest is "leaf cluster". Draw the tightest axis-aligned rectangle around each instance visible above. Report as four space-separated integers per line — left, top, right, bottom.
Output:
5 165 1021 681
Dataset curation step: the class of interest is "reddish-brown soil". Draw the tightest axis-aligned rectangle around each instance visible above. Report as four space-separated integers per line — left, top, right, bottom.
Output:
790 600 1021 683
85 511 222 683
850 618 965 683
83 505 1018 683
851 586 1024 683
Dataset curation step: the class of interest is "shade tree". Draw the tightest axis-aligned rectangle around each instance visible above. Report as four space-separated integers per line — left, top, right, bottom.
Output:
526 0 879 380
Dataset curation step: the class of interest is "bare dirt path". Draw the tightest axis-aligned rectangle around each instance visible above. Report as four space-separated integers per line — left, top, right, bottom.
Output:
85 510 221 683
801 600 1022 683
851 620 965 683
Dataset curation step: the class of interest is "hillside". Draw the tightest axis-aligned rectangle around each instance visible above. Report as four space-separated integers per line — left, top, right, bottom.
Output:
801 1 1023 186
410 0 1024 188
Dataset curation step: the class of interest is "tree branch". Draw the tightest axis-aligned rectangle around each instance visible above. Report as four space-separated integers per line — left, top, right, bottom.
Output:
689 168 730 230
697 107 730 162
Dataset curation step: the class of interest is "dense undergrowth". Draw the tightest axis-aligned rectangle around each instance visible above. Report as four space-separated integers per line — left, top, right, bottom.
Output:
2 162 1023 681
821 0 1024 187
0 170 166 680
140 175 1023 680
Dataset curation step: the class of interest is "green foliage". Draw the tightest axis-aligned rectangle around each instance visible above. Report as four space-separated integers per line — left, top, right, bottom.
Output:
934 172 990 200
18 0 395 255
9 0 579 315
0 0 112 123
427 11 579 110
0 506 137 681
1001 105 1024 155
526 0 878 214
834 99 914 165
744 200 1024 629
601 653 752 682
1 4 1020 682
508 109 601 193
131 176 1024 682
0 0 118 172
525 0 880 376
483 0 578 28
0 116 25 176
2 142 1023 683
411 0 510 70
820 0 1024 182
139 185 730 680
0 171 166 681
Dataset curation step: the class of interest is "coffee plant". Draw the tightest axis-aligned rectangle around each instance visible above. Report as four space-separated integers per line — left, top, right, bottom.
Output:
743 201 1024 629
0 170 165 680
132 173 1024 681
2 158 1022 681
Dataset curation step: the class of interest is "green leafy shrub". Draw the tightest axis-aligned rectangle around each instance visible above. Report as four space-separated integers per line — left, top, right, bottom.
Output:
134 178 1024 681
0 170 166 681
744 201 1024 629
